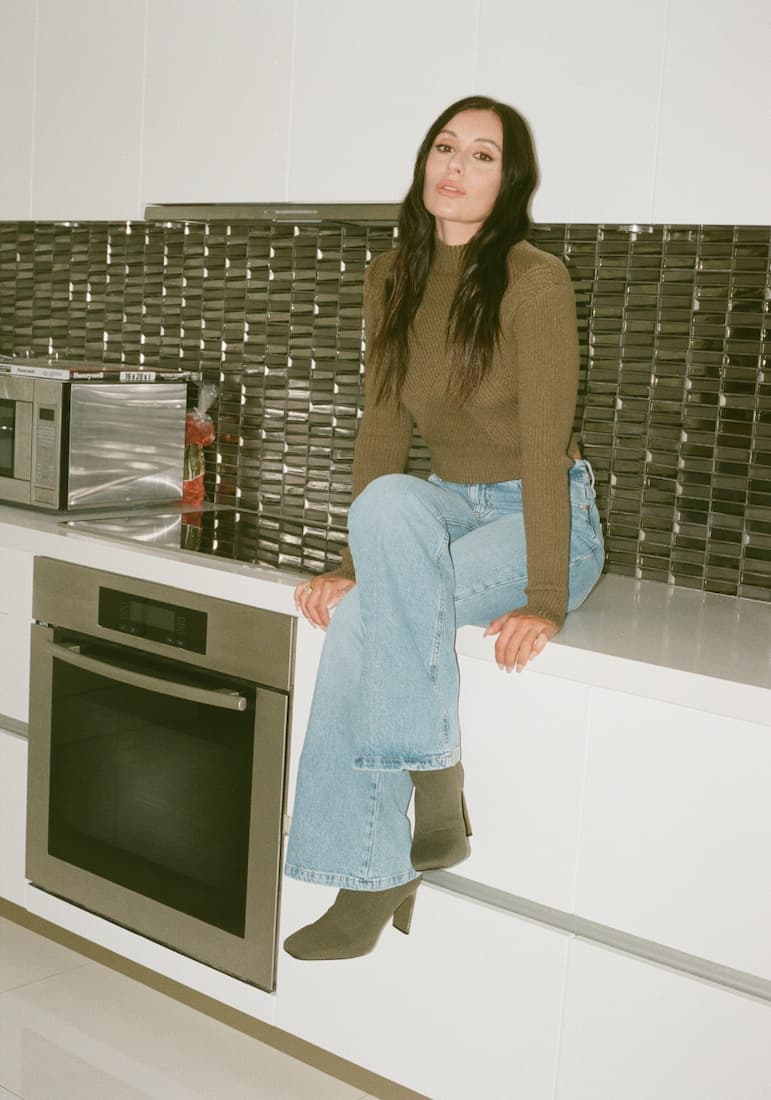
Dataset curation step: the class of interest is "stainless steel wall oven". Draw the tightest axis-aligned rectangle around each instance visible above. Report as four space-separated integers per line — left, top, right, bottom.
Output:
27 558 294 992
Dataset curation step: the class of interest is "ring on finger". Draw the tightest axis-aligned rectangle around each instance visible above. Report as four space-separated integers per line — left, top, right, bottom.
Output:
303 583 313 595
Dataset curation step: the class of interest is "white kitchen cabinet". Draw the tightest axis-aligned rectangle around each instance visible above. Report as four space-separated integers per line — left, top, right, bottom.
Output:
457 654 592 911
476 0 669 223
140 0 295 208
652 0 771 223
30 0 147 220
574 688 771 979
276 875 569 1100
0 0 36 219
286 634 593 914
0 546 33 723
287 0 479 202
285 616 325 812
0 729 28 907
556 937 771 1100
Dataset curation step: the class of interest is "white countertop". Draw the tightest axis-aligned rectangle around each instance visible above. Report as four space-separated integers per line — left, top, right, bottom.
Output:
458 572 771 726
1 503 769 726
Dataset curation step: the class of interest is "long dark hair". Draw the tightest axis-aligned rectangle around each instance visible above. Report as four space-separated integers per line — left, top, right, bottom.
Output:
371 95 538 403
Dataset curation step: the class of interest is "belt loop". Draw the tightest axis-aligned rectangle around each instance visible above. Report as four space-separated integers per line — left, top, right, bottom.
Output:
585 459 596 490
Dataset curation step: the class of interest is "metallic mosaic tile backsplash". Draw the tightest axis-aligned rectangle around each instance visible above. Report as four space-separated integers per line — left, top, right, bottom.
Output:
0 219 769 601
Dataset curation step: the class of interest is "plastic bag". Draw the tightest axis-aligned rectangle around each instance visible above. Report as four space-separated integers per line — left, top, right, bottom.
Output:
183 383 218 506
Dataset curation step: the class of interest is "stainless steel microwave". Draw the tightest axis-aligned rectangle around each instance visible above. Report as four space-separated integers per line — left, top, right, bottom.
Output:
0 367 188 511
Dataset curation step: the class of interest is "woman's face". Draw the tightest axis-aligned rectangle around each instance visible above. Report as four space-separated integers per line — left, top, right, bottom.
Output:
422 108 504 245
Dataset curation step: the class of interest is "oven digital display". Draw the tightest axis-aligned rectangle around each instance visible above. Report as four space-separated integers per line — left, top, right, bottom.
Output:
128 599 176 633
98 586 207 653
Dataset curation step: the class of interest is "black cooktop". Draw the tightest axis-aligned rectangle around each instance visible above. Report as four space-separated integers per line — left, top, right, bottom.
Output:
64 505 345 575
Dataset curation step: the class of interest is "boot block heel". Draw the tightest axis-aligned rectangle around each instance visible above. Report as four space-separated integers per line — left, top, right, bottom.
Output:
461 792 472 837
392 892 416 936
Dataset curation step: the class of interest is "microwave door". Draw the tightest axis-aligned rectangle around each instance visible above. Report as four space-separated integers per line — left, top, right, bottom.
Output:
0 394 33 503
66 383 185 510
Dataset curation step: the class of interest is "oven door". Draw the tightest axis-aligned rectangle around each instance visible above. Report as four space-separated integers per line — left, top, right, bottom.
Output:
0 377 34 504
26 623 289 992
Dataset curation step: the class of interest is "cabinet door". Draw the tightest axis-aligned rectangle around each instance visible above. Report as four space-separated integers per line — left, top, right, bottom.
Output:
0 0 36 218
575 688 771 978
287 0 478 202
556 938 771 1100
31 0 147 219
458 654 592 911
0 547 33 722
141 0 294 207
0 730 28 907
277 876 568 1100
475 0 668 222
653 0 771 223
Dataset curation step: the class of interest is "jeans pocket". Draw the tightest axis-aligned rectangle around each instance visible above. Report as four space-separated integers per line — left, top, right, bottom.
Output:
571 497 604 549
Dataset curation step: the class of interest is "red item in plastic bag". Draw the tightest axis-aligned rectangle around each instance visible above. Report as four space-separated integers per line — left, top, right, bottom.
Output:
183 408 216 505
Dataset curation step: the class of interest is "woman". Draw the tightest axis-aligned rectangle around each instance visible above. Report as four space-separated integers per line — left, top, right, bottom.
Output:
283 95 604 960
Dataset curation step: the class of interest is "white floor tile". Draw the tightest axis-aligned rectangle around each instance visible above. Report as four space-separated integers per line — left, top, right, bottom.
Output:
0 915 87 994
0 1088 21 1100
0 958 366 1100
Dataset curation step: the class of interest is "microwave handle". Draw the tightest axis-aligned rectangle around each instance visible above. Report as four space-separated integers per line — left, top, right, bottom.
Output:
46 641 248 712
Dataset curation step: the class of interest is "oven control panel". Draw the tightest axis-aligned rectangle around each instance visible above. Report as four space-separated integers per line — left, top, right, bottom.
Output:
98 586 207 653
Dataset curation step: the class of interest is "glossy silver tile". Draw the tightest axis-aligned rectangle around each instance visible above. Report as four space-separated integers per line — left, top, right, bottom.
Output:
1 216 769 602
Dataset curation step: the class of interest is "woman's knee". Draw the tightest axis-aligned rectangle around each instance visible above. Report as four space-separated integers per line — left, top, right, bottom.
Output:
348 474 427 533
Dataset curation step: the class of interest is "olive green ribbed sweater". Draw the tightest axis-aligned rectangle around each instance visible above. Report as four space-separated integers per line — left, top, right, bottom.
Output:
336 238 580 626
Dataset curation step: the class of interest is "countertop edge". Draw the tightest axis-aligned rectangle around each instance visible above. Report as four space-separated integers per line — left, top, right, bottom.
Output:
1 507 769 724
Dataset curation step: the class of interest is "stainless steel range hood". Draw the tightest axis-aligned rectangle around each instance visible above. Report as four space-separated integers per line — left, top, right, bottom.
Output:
144 202 401 223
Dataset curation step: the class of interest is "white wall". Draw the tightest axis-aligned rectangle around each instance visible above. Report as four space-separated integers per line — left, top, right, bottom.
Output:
0 0 769 222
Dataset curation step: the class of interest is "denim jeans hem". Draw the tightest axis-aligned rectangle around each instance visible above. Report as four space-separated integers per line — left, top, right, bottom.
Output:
284 863 420 891
353 747 461 772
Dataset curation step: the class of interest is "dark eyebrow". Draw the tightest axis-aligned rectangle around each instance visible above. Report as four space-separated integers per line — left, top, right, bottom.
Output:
436 128 502 153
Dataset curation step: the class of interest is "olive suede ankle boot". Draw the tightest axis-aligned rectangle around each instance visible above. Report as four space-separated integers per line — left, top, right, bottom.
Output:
283 878 421 961
409 762 472 871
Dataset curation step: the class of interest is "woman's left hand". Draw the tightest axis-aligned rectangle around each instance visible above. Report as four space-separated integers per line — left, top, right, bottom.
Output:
484 611 558 673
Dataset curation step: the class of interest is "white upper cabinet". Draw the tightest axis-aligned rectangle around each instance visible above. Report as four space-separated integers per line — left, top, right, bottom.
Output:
30 0 147 220
652 0 771 224
141 0 295 208
475 0 669 223
2 0 768 221
0 0 36 219
286 0 481 203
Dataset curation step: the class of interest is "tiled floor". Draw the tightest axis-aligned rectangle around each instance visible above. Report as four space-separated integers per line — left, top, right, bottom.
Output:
0 910 419 1100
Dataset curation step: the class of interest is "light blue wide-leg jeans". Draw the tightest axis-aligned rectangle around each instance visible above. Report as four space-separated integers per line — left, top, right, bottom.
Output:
284 460 604 891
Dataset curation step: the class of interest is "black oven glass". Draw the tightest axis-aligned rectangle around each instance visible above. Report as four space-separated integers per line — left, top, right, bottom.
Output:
0 399 15 477
47 642 256 936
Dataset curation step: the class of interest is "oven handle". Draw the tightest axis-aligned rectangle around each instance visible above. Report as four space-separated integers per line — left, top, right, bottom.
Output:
46 641 248 712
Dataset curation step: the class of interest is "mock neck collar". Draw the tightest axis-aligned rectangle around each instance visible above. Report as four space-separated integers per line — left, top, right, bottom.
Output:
431 237 467 274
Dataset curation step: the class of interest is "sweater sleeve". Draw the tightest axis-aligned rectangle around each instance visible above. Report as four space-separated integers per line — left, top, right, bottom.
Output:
511 263 579 626
329 253 414 580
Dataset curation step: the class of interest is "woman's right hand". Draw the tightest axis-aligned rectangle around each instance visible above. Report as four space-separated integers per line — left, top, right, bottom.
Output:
294 572 356 630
